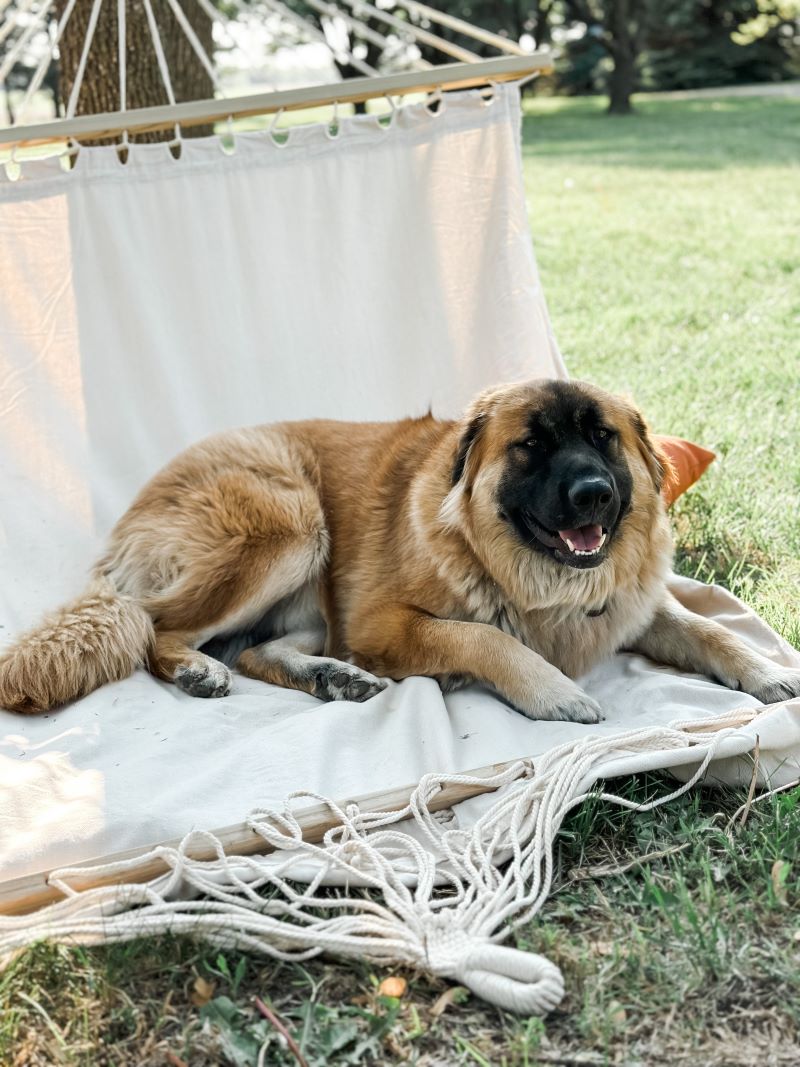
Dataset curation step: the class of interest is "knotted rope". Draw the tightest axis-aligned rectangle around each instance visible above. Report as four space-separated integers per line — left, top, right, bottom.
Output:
0 712 757 1014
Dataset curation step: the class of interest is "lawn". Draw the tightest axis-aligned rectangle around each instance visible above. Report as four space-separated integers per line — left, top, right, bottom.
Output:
2 93 800 1066
524 94 800 649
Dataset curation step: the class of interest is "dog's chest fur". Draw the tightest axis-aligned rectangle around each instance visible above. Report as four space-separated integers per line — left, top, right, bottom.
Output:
439 554 662 680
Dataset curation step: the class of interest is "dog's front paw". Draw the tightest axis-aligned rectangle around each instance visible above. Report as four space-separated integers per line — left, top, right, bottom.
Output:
174 657 232 698
518 679 604 725
550 690 604 725
740 665 800 706
313 662 387 703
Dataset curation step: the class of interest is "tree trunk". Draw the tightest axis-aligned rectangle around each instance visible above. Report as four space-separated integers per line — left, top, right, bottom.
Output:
55 0 214 144
607 46 635 114
605 0 636 115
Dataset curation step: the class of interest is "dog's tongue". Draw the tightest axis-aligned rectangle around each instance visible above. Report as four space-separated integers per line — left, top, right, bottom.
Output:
558 524 604 553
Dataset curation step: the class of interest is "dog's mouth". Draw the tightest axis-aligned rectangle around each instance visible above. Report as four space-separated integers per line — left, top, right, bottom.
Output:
519 510 610 569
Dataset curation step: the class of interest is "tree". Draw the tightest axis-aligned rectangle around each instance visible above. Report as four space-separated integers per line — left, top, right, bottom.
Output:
54 0 214 143
604 0 638 112
557 0 646 114
642 0 800 90
554 0 800 106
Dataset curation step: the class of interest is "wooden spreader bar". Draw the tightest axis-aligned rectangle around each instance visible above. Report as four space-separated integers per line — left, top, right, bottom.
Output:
0 54 551 151
0 756 530 917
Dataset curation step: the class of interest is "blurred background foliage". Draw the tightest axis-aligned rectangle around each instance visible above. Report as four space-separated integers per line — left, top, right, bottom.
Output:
293 0 800 113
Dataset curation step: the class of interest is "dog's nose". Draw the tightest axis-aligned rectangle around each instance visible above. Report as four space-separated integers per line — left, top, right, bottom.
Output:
568 475 613 511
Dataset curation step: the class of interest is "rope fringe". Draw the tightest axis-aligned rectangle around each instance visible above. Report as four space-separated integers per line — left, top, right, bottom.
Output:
0 714 755 1014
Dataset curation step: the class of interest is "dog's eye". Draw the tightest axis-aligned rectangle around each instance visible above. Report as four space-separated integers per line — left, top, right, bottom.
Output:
592 427 615 447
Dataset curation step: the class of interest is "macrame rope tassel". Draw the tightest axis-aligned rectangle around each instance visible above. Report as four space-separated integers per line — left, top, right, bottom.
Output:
0 718 749 1014
423 921 565 1014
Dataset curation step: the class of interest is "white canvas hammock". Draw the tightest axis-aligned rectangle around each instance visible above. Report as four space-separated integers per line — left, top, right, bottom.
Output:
1 78 799 1015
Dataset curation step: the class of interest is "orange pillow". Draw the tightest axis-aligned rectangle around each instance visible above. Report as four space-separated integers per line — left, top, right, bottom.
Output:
653 434 716 506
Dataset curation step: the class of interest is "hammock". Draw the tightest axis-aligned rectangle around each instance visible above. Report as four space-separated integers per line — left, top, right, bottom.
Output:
1 12 799 1015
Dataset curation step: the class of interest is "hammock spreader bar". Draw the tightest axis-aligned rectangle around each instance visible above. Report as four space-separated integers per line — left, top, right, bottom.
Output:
0 53 551 150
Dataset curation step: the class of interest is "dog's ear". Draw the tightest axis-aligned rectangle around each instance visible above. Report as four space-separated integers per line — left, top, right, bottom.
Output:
633 413 672 494
452 411 487 486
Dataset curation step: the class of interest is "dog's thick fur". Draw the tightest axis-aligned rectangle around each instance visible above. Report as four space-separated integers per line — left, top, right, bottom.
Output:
2 379 799 719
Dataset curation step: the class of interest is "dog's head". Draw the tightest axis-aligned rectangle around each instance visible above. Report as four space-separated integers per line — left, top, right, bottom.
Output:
444 379 667 573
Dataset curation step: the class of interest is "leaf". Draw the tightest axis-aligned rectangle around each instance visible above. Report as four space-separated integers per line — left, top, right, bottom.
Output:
589 940 614 957
191 976 216 1007
200 995 238 1024
608 1000 627 1026
233 956 247 994
199 998 266 1067
430 985 469 1017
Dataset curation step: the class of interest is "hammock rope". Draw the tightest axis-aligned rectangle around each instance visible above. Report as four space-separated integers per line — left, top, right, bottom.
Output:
14 12 58 122
65 0 103 119
394 0 527 57
260 0 378 78
117 0 125 112
0 711 757 1015
141 0 177 109
0 0 53 84
338 0 480 64
163 0 220 94
0 0 36 47
301 0 432 71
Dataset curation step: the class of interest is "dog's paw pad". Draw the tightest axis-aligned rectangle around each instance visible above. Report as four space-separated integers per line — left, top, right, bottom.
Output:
174 660 232 699
313 663 386 703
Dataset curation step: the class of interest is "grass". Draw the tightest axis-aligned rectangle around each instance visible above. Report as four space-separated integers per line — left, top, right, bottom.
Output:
3 92 800 1066
522 93 800 646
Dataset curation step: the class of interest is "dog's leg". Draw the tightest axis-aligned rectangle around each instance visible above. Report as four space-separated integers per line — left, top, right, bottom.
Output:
149 631 232 698
146 531 325 701
147 534 326 700
238 628 387 703
631 595 800 704
350 608 602 723
104 436 331 701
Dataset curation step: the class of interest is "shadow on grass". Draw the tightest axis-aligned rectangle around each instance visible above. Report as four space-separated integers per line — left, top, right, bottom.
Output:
521 95 800 170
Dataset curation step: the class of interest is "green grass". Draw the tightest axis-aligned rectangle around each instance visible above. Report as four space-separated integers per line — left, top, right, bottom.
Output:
3 93 800 1066
522 93 800 645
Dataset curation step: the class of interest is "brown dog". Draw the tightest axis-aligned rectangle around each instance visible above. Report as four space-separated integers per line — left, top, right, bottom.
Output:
2 379 799 720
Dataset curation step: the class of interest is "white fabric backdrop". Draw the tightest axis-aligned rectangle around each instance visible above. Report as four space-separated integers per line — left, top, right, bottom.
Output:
1 85 797 887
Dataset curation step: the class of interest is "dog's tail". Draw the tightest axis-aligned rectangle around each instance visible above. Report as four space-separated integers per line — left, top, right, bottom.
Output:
0 577 154 713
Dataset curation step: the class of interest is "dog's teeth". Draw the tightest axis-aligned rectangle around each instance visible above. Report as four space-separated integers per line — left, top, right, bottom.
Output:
561 532 606 557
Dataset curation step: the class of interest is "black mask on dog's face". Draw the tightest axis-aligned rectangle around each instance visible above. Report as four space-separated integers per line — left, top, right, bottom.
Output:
496 382 634 570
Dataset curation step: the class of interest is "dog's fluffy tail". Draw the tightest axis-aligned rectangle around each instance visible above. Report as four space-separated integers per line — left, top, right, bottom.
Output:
0 577 154 713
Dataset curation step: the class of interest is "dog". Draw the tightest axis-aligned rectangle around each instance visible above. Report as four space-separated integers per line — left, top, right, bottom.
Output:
1 378 799 720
